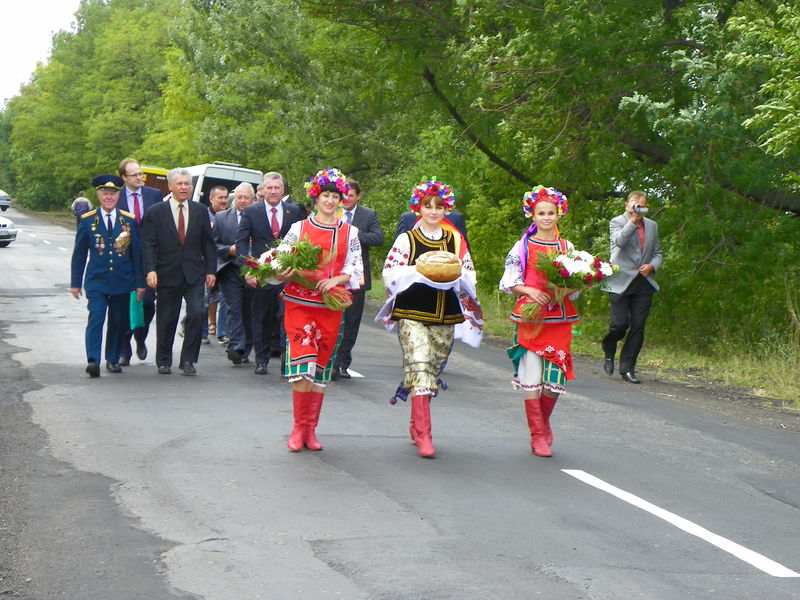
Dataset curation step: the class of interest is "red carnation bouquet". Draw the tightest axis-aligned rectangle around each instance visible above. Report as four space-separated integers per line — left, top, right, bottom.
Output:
520 249 617 322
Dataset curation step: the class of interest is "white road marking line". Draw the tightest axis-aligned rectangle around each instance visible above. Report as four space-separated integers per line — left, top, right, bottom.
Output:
563 469 800 578
346 369 364 378
58 247 67 251
43 239 52 244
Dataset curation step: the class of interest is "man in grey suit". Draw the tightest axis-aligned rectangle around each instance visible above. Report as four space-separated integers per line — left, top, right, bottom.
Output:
602 191 663 384
214 182 255 364
332 180 385 379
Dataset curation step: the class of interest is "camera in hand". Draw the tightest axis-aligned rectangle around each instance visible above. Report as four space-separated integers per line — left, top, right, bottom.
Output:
633 204 649 214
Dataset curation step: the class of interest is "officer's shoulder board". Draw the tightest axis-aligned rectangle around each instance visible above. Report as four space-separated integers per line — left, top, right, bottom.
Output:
119 209 134 219
81 209 97 219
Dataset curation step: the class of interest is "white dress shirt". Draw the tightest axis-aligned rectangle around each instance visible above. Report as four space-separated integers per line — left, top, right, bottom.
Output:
169 197 189 231
266 201 284 231
123 187 142 215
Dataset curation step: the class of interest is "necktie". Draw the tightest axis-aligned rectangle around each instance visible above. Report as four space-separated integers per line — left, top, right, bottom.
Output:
178 203 186 245
271 207 280 238
132 192 141 224
345 211 352 223
237 211 242 227
106 213 113 233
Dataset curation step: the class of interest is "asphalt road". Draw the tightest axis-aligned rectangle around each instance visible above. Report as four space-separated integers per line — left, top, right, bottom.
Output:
1 205 798 600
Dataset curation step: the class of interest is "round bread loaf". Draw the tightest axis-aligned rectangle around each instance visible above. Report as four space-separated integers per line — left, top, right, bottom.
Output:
415 251 462 283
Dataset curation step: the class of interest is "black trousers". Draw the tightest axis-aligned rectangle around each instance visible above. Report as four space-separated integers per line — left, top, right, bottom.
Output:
251 284 283 365
602 275 655 373
119 288 156 358
155 279 205 367
218 266 252 357
334 289 366 370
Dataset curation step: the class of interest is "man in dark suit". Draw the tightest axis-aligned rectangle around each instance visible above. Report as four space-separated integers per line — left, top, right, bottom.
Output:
332 180 384 379
215 182 255 365
396 208 469 248
236 171 303 375
601 191 663 384
142 168 216 376
116 157 163 365
70 175 145 377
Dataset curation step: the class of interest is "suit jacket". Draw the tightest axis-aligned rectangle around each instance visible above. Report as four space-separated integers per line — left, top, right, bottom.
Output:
395 209 469 248
71 209 144 294
120 185 162 221
236 200 304 259
213 207 245 273
604 213 663 294
141 200 216 286
347 205 384 291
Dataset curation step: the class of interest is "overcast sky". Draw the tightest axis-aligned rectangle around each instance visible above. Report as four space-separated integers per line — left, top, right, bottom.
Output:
1 0 82 106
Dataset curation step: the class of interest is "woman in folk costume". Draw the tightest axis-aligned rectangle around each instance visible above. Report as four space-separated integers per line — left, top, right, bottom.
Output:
499 186 578 457
379 179 482 458
275 168 363 452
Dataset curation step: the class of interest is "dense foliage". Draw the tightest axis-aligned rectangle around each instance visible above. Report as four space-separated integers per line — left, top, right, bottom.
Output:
1 0 799 360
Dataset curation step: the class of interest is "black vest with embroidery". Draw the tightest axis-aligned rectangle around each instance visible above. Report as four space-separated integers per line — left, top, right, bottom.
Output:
391 229 465 325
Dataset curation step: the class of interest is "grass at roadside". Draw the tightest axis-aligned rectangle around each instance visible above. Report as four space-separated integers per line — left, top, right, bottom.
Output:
368 279 800 407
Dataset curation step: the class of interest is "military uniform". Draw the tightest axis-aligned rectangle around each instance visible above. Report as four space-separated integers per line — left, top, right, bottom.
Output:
70 175 145 375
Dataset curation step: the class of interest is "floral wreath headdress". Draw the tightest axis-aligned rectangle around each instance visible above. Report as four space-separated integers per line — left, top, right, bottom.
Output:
409 178 455 213
304 167 350 200
519 185 569 271
522 186 568 222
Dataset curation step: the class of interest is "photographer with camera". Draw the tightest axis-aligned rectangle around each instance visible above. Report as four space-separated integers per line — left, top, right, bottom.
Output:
601 191 663 384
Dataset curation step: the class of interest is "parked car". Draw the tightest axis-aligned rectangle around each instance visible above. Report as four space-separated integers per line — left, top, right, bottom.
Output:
0 189 10 211
0 215 17 247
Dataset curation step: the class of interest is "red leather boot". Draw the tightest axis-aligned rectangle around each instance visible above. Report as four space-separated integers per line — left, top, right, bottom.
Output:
524 398 552 457
409 412 417 444
288 390 309 452
304 391 324 451
540 393 558 447
410 395 435 458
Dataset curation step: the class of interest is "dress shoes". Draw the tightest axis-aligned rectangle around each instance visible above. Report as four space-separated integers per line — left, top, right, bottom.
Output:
226 349 243 365
621 371 641 384
86 361 100 378
119 356 131 367
158 365 171 375
180 362 196 376
136 341 147 360
254 363 268 375
603 356 614 376
106 362 122 374
338 367 351 379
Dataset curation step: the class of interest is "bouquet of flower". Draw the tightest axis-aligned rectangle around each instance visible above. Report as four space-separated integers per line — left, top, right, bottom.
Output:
520 249 617 322
114 222 132 255
241 237 353 310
